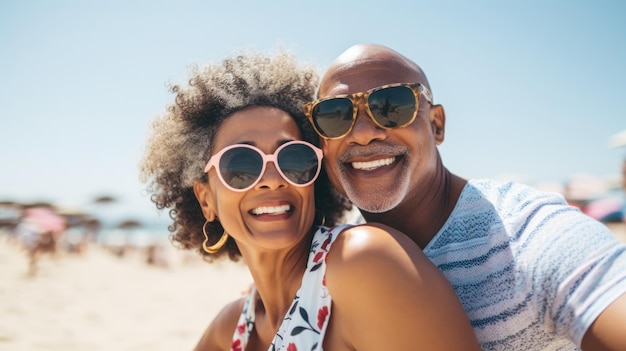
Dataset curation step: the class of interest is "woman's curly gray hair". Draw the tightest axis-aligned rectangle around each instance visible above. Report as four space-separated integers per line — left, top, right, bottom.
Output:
140 49 351 261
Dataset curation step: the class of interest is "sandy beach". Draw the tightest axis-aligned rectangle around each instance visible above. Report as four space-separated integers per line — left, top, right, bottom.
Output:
0 238 252 351
1 224 625 351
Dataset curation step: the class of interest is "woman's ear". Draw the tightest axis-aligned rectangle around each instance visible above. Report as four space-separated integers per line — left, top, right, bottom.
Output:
193 181 217 221
430 104 446 145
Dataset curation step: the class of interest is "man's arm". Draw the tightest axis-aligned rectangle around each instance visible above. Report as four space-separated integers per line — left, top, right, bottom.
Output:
581 293 626 350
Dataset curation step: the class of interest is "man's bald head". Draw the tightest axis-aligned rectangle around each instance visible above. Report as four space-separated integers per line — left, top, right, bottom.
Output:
319 44 431 98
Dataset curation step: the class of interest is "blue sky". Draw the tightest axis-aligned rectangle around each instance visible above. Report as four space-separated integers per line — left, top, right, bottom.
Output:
1 0 625 223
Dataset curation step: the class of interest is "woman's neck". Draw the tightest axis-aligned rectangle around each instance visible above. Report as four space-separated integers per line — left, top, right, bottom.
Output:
240 232 312 331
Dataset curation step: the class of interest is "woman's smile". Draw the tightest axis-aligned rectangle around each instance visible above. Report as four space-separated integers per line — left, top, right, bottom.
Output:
250 204 292 216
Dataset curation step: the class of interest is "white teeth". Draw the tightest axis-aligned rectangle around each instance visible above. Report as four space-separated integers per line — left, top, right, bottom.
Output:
351 157 395 171
251 205 291 215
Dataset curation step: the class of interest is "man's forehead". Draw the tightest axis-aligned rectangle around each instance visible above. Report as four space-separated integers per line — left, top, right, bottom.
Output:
319 59 424 97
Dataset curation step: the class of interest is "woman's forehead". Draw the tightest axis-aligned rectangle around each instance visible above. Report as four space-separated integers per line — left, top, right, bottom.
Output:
213 107 301 151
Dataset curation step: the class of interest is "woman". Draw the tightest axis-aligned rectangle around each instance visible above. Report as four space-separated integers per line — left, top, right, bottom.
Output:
140 49 480 350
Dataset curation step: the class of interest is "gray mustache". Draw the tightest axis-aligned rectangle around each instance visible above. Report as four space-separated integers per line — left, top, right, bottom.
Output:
339 142 408 162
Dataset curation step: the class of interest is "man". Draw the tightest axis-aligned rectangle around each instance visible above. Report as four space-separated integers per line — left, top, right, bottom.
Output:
304 43 626 350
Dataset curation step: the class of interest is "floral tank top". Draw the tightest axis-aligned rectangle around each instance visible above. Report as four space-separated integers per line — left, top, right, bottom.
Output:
230 225 349 351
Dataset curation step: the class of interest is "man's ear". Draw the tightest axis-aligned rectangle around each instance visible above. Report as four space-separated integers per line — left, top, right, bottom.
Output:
430 104 446 145
193 181 217 221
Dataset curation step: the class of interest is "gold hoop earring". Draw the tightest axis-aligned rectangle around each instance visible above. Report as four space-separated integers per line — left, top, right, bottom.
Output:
202 221 229 254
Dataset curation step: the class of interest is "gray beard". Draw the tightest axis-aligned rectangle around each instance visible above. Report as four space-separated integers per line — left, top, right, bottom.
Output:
339 166 408 214
336 141 411 213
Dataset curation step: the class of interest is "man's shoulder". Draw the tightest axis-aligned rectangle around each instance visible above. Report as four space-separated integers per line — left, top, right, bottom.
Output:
428 179 573 251
465 179 568 213
467 178 552 198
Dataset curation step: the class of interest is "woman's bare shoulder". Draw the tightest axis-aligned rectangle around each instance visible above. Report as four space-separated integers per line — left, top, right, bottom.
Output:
327 223 425 265
324 223 481 350
193 297 246 351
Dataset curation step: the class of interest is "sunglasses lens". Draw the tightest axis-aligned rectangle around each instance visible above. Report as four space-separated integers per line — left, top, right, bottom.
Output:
312 98 354 138
278 144 319 185
368 85 417 128
219 147 264 190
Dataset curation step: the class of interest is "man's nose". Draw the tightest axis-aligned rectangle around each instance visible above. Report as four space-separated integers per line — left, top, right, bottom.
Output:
347 103 386 144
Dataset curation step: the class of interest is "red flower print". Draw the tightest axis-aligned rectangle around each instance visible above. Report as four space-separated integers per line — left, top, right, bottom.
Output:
236 323 246 335
287 342 298 351
321 237 331 251
317 306 329 329
322 275 326 287
313 251 324 263
231 339 242 351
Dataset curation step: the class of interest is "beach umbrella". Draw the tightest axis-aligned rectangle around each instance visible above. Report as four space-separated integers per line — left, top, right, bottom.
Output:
22 207 67 233
93 195 117 204
116 219 142 229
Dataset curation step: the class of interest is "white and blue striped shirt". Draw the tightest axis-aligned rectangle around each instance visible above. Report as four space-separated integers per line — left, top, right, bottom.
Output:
425 179 626 350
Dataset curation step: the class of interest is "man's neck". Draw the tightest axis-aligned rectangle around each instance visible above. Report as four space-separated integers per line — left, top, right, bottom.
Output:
361 169 466 249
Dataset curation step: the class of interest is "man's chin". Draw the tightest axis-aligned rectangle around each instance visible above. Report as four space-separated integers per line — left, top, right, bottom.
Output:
343 187 402 214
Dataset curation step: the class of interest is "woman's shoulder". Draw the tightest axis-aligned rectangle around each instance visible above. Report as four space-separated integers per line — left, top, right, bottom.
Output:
328 222 421 261
324 222 431 293
193 297 246 351
322 223 482 350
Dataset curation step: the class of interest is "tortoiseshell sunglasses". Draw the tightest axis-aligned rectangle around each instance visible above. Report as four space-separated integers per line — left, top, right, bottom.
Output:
303 82 433 139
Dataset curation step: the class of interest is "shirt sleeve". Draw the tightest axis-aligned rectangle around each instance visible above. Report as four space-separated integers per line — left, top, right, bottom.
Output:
515 189 626 347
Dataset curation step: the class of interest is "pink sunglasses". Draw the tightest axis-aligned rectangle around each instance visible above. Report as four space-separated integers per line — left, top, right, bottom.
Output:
204 140 323 192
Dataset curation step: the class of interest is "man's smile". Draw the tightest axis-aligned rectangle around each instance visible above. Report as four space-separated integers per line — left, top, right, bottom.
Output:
351 157 396 171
